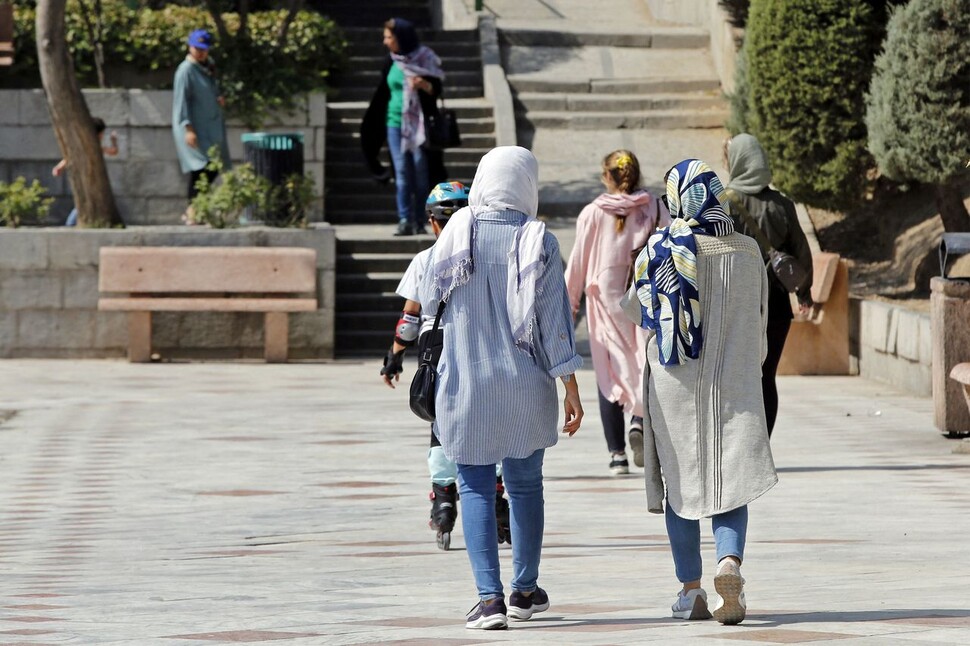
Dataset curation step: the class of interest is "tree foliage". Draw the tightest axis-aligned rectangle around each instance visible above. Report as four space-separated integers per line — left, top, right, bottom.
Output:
8 1 345 127
0 178 54 228
865 0 970 187
743 0 879 211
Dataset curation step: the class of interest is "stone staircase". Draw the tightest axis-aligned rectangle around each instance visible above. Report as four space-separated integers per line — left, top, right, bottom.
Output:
324 11 496 356
501 27 730 217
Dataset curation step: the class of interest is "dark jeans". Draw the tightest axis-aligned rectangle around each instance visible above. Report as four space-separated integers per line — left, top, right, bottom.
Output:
597 389 643 454
188 168 219 200
763 318 791 437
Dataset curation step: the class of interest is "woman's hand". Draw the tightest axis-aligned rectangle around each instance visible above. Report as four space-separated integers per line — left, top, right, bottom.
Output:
408 76 432 94
561 375 583 436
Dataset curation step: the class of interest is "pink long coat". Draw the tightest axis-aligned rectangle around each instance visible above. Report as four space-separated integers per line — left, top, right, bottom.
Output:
565 190 669 417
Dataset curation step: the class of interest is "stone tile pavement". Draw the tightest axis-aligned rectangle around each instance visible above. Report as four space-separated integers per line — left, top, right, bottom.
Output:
1 360 969 644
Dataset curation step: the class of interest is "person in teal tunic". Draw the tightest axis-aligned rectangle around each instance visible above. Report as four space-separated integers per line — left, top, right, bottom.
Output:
172 29 231 206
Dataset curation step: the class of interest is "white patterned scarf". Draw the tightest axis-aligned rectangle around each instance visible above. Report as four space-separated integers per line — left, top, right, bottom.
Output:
431 146 546 355
391 45 444 153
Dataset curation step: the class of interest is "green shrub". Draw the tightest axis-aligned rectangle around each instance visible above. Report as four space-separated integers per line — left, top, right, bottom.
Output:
0 178 54 228
188 147 315 228
5 2 346 127
866 0 970 187
744 0 879 210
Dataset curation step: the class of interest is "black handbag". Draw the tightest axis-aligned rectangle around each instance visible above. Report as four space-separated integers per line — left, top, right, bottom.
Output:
409 300 447 422
726 189 809 293
425 97 461 150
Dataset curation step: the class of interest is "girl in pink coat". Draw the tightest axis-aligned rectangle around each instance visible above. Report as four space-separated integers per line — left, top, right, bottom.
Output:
565 150 670 475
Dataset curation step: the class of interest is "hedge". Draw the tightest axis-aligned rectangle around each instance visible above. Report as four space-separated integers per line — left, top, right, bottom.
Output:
743 0 879 211
6 1 346 127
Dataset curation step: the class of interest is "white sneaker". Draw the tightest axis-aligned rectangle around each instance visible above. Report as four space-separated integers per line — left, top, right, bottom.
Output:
671 588 712 620
711 559 746 625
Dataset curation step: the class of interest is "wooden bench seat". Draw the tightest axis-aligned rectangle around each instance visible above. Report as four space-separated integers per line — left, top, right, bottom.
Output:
98 247 317 362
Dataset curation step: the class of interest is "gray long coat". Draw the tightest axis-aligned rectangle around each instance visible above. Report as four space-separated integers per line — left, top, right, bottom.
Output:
623 232 778 520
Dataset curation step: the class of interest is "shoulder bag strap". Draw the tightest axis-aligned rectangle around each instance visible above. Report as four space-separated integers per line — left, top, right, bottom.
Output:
725 188 775 256
421 300 447 363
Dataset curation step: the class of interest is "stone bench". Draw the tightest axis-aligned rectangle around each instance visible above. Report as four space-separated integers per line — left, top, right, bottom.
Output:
98 247 317 363
778 252 851 375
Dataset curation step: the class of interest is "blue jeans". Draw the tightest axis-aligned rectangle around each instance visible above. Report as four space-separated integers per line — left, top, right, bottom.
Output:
457 449 545 600
664 504 748 584
65 207 78 227
386 126 429 228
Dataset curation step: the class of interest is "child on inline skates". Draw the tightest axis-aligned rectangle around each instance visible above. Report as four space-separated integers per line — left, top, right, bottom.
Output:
380 182 511 550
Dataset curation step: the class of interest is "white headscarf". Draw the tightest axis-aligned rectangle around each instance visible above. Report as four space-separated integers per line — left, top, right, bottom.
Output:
431 146 547 355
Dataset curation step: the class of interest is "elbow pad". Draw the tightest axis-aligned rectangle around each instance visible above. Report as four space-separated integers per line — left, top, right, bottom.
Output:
394 311 421 346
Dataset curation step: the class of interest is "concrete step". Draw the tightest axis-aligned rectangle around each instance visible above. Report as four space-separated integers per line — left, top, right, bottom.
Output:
328 100 494 119
325 209 399 225
498 27 709 49
520 108 729 130
341 27 479 43
337 235 433 254
346 41 482 57
338 70 484 89
331 86 485 102
336 292 410 313
326 133 497 154
508 76 721 94
514 91 724 112
326 159 482 179
336 311 403 331
327 115 495 135
346 55 483 72
338 272 404 292
337 252 417 273
335 330 391 356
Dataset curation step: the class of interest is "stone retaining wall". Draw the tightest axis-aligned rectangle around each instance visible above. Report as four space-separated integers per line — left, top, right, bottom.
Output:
0 89 326 226
855 299 931 396
0 227 335 360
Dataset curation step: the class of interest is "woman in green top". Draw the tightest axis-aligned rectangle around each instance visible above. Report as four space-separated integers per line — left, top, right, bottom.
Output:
361 18 446 236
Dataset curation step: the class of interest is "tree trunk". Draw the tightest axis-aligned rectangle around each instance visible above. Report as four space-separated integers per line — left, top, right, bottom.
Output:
936 178 970 233
36 0 121 227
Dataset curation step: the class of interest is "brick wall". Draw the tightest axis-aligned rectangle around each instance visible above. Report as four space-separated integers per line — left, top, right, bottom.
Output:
855 299 932 396
0 227 335 359
0 89 326 225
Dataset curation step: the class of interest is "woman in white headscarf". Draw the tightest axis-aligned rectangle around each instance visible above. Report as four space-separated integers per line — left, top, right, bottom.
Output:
419 146 584 631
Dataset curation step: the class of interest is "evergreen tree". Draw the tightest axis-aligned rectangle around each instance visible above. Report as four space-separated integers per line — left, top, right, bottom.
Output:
866 0 970 232
744 0 878 211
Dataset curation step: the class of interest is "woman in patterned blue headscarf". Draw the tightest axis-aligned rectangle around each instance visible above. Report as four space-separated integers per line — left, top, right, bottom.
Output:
632 159 735 365
622 158 776 626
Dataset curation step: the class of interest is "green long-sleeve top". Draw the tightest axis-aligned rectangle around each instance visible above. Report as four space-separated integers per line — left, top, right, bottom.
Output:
172 56 231 174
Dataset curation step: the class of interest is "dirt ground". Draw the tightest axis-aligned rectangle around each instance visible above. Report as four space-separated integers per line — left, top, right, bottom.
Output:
807 181 970 304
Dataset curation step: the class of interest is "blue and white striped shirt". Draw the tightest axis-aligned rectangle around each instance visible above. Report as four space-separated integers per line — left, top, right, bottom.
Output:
419 211 583 465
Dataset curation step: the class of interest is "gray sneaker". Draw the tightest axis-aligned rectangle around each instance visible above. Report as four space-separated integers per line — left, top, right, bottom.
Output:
712 559 746 625
671 588 712 620
465 597 508 630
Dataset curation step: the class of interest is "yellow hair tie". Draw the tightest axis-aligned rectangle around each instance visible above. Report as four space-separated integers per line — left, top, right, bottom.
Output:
615 155 633 170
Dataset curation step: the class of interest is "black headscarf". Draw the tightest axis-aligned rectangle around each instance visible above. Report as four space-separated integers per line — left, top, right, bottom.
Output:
390 17 420 55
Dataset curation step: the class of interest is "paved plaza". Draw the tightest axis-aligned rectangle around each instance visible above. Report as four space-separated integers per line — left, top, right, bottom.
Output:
1 359 969 644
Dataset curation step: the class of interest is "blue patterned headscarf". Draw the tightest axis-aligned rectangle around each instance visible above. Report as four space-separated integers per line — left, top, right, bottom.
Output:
632 159 735 366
